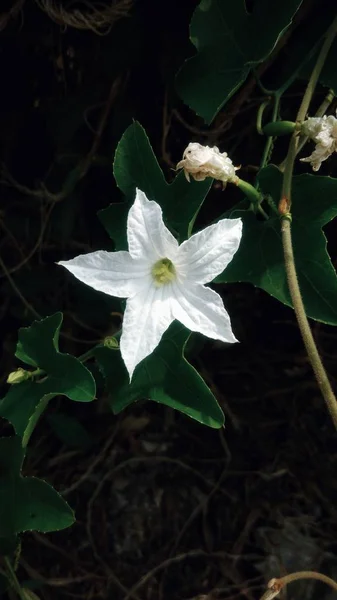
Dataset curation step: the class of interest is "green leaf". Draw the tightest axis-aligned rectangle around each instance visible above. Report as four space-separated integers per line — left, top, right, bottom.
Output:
0 313 96 437
94 322 224 429
99 121 211 248
217 165 337 325
176 0 302 123
0 436 74 537
264 6 336 92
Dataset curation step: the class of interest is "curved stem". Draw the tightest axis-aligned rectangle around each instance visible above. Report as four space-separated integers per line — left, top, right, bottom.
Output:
259 93 280 169
281 219 337 428
260 571 337 600
279 15 337 429
235 177 268 218
256 99 271 135
4 558 28 600
281 15 337 206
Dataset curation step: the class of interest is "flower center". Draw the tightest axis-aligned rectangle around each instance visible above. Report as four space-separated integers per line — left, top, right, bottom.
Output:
151 258 176 286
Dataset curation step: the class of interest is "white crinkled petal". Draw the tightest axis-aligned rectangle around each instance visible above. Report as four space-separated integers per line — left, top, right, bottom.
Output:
302 117 326 139
58 250 150 298
171 282 237 343
175 218 242 284
300 144 333 171
127 189 179 262
183 143 215 167
177 143 237 183
120 282 174 379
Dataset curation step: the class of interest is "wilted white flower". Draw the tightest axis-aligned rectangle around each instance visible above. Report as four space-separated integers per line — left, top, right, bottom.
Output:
300 114 337 171
58 189 242 379
176 142 239 184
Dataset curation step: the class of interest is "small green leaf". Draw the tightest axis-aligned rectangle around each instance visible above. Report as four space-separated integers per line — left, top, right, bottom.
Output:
0 436 74 536
0 313 96 437
94 322 224 429
99 121 211 248
217 165 337 325
0 386 54 438
176 0 302 123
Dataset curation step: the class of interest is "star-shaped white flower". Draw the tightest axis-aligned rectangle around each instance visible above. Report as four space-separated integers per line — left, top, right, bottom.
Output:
58 189 242 379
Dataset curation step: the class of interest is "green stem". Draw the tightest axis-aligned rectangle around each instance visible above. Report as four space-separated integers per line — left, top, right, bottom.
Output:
235 177 268 218
256 99 271 135
22 395 54 449
282 15 337 202
281 219 337 428
77 347 98 363
4 558 28 600
259 93 280 169
279 16 337 430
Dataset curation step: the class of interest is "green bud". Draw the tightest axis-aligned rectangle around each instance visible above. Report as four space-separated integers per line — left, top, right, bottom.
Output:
103 336 119 349
7 368 31 385
262 121 298 137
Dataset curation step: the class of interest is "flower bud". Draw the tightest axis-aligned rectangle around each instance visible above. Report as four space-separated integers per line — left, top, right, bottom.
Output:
176 142 239 184
7 368 31 384
103 336 119 349
262 121 297 136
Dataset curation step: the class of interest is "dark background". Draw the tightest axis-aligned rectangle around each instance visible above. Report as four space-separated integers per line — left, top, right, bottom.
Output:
1 1 337 599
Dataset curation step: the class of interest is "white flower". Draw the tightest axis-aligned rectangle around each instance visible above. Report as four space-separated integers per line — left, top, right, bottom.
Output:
58 189 242 379
300 114 337 171
176 142 239 184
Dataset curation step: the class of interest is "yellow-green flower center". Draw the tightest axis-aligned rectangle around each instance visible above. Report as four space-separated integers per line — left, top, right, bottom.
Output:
151 258 176 286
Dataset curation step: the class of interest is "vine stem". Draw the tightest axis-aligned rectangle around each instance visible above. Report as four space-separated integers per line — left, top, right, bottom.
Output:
260 571 337 600
282 15 337 204
280 14 337 429
4 557 28 600
281 220 337 428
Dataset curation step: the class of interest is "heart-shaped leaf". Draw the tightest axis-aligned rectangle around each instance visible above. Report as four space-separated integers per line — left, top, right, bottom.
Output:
175 0 302 123
0 436 74 538
99 121 211 248
217 165 337 325
0 313 96 437
94 322 224 429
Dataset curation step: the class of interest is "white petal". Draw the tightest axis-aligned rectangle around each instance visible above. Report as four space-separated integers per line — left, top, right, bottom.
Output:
172 282 237 344
120 282 174 379
58 250 150 298
176 218 242 284
127 189 179 262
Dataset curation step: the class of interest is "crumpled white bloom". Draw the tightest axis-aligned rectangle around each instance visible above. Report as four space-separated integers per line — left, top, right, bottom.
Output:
176 142 240 184
300 114 337 171
58 189 242 379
